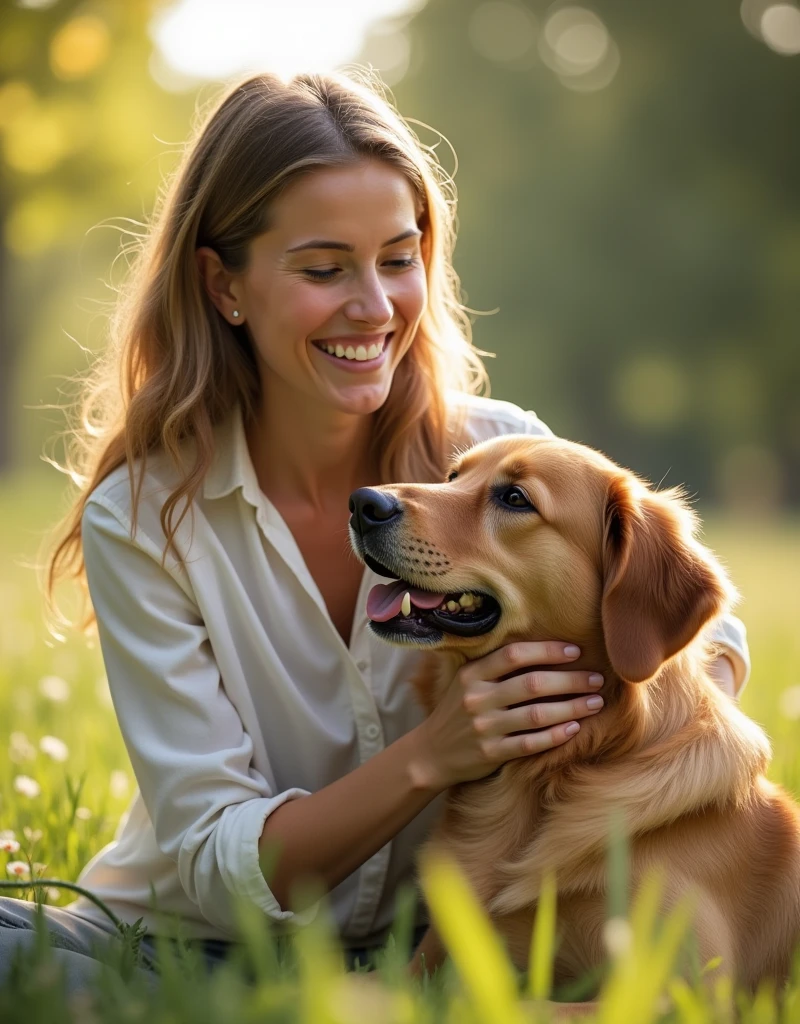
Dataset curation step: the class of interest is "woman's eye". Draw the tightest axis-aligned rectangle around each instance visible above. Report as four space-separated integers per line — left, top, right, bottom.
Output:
498 485 535 510
385 257 419 269
303 267 340 281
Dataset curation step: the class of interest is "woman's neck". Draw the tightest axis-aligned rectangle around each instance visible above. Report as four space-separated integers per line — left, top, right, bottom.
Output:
245 382 379 514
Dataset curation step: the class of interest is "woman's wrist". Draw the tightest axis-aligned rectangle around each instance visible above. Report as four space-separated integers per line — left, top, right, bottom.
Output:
405 720 451 795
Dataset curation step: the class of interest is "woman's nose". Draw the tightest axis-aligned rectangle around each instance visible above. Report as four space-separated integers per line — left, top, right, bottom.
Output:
344 271 393 326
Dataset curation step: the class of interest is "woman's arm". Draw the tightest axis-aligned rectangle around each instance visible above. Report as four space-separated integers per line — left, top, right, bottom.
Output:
261 641 605 910
84 496 602 922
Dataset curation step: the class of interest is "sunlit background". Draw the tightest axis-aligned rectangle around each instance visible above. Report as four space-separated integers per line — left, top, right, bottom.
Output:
1 2 800 971
1 0 799 513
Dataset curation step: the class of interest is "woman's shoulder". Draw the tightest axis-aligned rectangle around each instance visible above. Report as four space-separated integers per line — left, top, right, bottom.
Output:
85 446 189 527
445 390 555 445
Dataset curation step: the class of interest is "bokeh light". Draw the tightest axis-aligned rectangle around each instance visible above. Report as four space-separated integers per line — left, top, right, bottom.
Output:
760 3 800 54
150 0 425 86
614 355 688 431
49 15 111 81
539 5 619 91
468 2 538 64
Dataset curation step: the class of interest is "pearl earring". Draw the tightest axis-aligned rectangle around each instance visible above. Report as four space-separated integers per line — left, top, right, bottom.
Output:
232 310 240 319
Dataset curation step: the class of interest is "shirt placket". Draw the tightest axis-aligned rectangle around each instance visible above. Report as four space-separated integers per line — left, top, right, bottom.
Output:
254 499 391 938
342 569 392 937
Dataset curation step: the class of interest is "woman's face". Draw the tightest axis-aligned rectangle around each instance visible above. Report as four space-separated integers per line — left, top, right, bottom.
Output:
235 159 428 417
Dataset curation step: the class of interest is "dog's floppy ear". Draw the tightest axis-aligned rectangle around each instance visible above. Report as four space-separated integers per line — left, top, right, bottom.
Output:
601 475 733 683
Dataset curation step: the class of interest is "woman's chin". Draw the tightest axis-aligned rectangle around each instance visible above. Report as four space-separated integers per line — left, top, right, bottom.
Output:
325 378 394 416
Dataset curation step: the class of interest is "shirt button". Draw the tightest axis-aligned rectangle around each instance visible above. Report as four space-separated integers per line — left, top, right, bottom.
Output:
356 659 369 672
365 723 380 740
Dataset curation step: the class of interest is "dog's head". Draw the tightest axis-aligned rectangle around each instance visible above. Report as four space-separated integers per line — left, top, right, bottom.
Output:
349 436 734 683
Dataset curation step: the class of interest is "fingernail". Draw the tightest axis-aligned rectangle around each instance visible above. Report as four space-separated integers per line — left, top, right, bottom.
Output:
565 722 580 736
564 645 581 658
586 695 604 710
588 673 604 687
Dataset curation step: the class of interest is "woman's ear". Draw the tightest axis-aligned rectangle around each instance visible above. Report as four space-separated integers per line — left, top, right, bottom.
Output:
195 247 243 325
601 475 733 683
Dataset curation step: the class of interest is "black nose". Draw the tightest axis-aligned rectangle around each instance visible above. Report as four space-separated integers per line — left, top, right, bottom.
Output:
349 487 403 536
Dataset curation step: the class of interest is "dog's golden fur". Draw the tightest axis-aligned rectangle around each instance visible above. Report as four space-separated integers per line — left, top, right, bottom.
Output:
370 436 800 990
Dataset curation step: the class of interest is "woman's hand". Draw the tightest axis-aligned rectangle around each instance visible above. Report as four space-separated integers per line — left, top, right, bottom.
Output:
410 642 604 792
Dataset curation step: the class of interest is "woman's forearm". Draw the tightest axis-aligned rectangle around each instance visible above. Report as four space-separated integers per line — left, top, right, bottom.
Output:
258 724 440 911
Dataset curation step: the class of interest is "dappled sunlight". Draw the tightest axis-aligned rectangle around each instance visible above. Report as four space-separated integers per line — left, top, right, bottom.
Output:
150 0 426 85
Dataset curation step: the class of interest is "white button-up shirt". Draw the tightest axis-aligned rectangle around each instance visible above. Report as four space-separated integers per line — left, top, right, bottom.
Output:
66 393 750 945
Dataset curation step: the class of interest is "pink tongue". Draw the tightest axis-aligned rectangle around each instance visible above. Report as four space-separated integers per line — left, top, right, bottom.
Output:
367 580 446 622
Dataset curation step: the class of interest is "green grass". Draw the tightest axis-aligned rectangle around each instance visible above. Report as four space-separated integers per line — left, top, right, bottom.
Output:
2 468 800 1022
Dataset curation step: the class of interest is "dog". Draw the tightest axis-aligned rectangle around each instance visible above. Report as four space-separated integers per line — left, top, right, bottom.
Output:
348 434 800 996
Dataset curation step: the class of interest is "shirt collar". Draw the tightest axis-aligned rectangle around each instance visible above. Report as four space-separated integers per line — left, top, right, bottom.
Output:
203 404 262 505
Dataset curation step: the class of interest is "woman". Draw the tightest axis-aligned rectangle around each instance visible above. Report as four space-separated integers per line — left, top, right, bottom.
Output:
0 70 748 986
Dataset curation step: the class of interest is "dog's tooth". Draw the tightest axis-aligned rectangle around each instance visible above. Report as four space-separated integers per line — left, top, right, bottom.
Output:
459 592 474 608
400 591 411 617
474 595 483 608
446 600 460 612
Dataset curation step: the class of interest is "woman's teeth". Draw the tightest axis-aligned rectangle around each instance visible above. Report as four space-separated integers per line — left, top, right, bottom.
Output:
319 339 386 361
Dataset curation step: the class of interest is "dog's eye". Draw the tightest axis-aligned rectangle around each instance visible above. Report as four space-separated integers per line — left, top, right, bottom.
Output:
497 485 535 511
447 470 458 482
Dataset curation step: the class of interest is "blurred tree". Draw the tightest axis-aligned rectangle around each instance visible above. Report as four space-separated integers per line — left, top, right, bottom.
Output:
385 0 800 506
0 0 193 473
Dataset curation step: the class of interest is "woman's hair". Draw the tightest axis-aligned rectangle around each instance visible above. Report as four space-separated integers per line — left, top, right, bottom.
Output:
45 68 489 626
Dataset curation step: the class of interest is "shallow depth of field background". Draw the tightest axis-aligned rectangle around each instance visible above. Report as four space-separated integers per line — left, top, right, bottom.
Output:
0 0 799 1016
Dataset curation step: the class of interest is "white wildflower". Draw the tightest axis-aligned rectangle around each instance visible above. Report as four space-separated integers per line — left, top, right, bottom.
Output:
603 916 633 958
39 736 69 762
46 887 61 902
110 770 130 799
23 827 43 843
32 862 47 875
75 807 92 821
0 838 20 854
6 861 30 878
38 675 70 702
779 686 800 720
9 731 36 763
0 830 15 842
13 776 41 799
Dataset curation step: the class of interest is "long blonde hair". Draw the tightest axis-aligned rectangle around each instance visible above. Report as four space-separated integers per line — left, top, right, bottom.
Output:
45 68 489 625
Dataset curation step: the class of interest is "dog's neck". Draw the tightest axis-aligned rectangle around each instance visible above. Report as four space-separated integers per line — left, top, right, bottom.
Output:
483 635 773 915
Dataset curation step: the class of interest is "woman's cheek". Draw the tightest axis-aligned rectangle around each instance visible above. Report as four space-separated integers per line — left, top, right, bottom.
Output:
395 268 427 322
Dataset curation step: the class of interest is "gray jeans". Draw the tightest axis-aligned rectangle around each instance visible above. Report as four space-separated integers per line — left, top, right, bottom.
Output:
0 897 158 994
0 896 428 994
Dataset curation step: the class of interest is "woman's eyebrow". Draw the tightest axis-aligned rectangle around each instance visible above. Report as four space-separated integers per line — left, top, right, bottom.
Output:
285 228 421 254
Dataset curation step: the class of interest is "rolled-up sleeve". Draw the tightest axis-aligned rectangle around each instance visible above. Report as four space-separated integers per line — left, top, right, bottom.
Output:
708 614 751 697
82 496 316 931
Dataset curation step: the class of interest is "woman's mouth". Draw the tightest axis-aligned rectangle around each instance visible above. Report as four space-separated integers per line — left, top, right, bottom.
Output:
312 332 393 370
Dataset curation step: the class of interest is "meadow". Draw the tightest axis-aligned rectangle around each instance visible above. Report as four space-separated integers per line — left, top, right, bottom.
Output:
1 468 800 1023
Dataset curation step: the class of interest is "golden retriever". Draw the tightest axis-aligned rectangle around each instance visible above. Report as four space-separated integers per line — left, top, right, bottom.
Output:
348 434 800 995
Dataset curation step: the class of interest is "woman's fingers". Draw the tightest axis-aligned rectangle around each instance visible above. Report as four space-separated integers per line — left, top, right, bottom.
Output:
460 641 583 685
475 694 604 738
486 721 583 762
478 669 604 711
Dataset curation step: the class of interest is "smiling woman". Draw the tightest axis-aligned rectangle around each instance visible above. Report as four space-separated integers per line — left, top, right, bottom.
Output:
5 68 750 991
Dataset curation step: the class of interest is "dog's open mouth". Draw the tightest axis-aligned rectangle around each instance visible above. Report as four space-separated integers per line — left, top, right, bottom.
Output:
363 553 501 643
